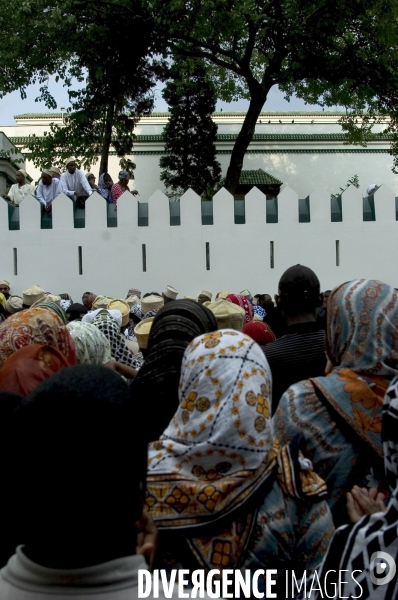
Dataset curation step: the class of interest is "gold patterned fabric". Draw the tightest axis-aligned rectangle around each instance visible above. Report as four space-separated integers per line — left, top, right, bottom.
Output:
147 330 326 532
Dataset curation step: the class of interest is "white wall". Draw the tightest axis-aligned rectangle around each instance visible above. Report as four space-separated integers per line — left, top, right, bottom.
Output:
1 186 397 301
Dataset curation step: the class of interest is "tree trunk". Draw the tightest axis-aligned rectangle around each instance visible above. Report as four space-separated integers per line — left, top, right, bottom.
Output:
224 90 269 195
99 102 115 175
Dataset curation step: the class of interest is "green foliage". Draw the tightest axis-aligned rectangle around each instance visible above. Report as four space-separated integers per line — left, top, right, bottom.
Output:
147 0 398 193
159 61 221 200
331 174 360 200
0 0 164 173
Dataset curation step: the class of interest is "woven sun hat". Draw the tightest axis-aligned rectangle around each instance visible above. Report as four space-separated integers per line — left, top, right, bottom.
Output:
23 285 46 307
92 295 113 310
141 294 164 314
5 295 23 314
134 317 155 350
204 298 245 332
162 285 178 300
31 293 61 307
125 295 140 308
108 299 130 327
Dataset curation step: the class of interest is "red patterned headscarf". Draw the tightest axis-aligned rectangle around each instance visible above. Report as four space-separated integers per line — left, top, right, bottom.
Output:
0 343 73 396
0 307 76 368
243 320 276 346
226 294 254 323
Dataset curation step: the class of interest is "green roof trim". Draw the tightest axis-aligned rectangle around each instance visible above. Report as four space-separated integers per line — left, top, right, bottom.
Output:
10 133 392 146
221 169 283 186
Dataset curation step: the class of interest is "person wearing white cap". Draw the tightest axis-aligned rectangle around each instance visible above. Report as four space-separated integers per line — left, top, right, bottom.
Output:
60 157 93 208
366 183 380 196
5 295 23 315
51 166 74 199
36 170 63 211
22 285 46 308
240 289 253 301
3 170 35 207
0 280 11 299
162 285 178 304
197 289 212 304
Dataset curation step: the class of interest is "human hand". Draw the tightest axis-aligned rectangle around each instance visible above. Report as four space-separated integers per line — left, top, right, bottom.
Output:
44 204 52 212
347 486 386 523
136 510 158 570
132 189 139 196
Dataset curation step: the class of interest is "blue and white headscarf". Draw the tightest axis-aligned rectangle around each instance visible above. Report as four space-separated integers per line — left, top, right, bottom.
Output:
98 173 113 203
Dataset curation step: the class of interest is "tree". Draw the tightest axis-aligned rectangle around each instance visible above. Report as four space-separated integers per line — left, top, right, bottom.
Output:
148 0 398 194
160 61 221 200
0 0 164 174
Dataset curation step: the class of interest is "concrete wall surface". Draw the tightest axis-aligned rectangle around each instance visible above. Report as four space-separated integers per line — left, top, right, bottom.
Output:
1 186 397 300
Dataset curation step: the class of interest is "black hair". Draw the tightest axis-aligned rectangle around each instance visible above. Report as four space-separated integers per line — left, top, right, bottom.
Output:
278 264 321 316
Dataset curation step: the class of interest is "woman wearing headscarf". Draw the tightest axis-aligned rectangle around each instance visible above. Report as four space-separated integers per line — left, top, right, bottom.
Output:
58 293 73 312
91 310 142 369
67 321 113 366
111 171 139 209
146 330 333 594
131 300 217 443
97 173 114 203
0 344 73 396
243 320 276 345
0 306 75 368
296 376 398 600
33 300 69 324
0 294 6 325
274 279 398 525
226 293 254 323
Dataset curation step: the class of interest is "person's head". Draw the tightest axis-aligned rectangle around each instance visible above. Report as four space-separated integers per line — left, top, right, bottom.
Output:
65 158 77 174
86 173 96 189
162 285 178 304
261 294 274 312
15 171 26 185
118 170 129 184
104 173 113 189
225 294 254 324
41 171 52 186
12 366 147 564
51 167 61 179
0 280 10 298
67 321 112 365
66 302 88 322
197 289 212 304
243 320 276 346
276 264 321 320
323 289 332 307
82 292 96 310
326 279 398 379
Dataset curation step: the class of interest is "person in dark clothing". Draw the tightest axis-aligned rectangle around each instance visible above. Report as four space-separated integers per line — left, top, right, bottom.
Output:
261 264 326 413
131 299 217 443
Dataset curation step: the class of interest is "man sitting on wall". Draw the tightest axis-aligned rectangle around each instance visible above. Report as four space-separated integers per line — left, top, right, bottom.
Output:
3 170 35 207
60 157 93 209
36 170 63 212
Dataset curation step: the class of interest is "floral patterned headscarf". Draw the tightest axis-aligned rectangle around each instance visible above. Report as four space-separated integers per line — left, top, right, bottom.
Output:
146 329 278 527
0 307 75 368
67 321 112 365
311 279 398 457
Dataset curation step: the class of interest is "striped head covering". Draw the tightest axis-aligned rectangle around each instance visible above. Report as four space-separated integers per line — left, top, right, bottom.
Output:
131 300 218 443
67 321 112 365
226 294 254 323
33 301 68 324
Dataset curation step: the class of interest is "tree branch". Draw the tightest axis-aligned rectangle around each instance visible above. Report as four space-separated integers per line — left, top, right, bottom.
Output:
171 44 244 76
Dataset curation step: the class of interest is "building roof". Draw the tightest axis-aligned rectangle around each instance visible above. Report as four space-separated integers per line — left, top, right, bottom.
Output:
13 110 366 119
221 169 283 187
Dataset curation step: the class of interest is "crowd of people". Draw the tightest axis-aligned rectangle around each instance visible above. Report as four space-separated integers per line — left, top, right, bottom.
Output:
0 267 396 599
2 159 139 212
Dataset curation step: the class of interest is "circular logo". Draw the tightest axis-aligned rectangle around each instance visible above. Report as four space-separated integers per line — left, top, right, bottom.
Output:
370 551 396 586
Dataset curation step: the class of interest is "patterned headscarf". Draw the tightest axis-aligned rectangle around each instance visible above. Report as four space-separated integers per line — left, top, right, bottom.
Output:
92 310 142 369
132 300 218 443
33 301 68 324
98 173 113 202
118 170 129 181
226 294 254 324
67 321 112 365
309 279 398 458
0 343 73 396
243 320 276 346
298 376 398 600
0 293 6 309
130 303 142 320
146 330 278 528
253 305 266 320
0 307 76 368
